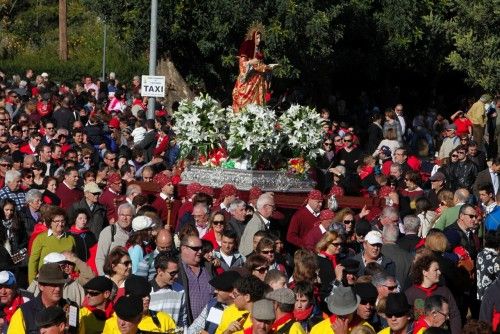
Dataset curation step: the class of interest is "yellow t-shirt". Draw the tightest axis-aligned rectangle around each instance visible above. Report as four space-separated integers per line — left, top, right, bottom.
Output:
310 317 373 334
78 306 107 334
102 310 176 333
215 304 252 334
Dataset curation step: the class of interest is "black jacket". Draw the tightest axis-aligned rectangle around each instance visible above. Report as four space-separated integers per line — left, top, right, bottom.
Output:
67 199 108 238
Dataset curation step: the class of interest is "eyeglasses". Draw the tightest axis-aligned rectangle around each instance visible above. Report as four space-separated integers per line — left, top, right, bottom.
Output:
24 175 33 179
254 266 269 274
212 220 225 225
52 219 65 224
343 220 354 224
386 311 406 318
167 270 179 277
451 154 458 158
0 163 11 167
324 143 332 146
463 213 477 219
83 156 91 159
264 204 276 210
330 242 342 247
120 260 132 266
91 192 101 196
435 310 449 319
383 284 398 291
85 290 103 297
184 245 202 252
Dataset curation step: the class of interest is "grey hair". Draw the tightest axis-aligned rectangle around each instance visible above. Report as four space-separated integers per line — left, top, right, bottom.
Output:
23 154 36 163
117 202 135 215
25 189 42 203
403 215 420 234
424 295 448 314
454 188 470 203
382 223 399 243
229 199 246 213
381 206 399 220
256 192 274 211
4 170 21 184
126 184 142 197
390 163 402 173
371 271 394 287
193 203 209 214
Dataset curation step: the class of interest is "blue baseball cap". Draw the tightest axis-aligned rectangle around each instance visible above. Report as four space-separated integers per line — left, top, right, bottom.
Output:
0 271 16 286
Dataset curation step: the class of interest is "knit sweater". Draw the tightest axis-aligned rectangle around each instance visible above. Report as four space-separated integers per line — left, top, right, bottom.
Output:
28 231 76 283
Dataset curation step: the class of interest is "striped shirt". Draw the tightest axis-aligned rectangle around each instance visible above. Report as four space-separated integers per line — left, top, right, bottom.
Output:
149 279 187 327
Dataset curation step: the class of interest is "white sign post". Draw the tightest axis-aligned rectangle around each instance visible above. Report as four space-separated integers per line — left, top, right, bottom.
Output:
141 75 166 98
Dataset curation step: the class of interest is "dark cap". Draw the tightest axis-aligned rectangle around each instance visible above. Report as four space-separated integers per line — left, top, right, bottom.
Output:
355 220 372 237
35 306 66 328
8 136 23 145
37 263 67 285
115 295 143 321
11 150 24 163
83 276 113 293
353 282 378 303
209 270 241 291
385 292 410 315
125 275 151 298
340 258 360 275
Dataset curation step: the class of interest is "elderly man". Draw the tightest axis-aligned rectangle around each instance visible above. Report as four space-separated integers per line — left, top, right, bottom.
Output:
176 235 214 325
438 124 460 159
427 171 446 209
227 199 247 240
8 264 67 333
396 215 422 252
473 156 500 197
0 170 25 211
239 193 275 256
136 229 175 281
68 182 107 238
95 203 135 275
413 295 451 334
352 231 396 277
287 190 323 248
0 271 32 331
192 204 210 238
311 286 372 334
372 271 399 307
444 204 480 259
381 224 413 289
99 172 124 224
124 183 142 206
18 188 42 236
55 166 83 209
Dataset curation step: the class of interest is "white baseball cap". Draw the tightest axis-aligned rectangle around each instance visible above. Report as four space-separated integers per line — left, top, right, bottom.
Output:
364 231 383 245
132 216 154 232
43 252 68 264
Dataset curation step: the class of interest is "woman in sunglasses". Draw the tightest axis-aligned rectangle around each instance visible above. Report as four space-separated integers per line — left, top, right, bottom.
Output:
316 136 336 192
201 211 226 249
103 246 132 303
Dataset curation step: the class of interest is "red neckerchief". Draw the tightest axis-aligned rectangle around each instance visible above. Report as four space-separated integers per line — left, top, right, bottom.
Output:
320 251 338 268
271 312 294 332
4 295 24 322
413 315 429 334
83 301 114 320
415 283 438 297
293 305 313 321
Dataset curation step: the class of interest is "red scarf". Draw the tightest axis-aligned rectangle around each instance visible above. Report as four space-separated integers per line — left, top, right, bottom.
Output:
415 283 438 297
293 305 313 321
4 295 24 322
413 315 429 334
83 301 114 320
320 251 338 268
271 313 294 332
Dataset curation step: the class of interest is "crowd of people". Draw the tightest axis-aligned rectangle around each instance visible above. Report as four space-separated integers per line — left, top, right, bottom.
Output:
0 69 498 334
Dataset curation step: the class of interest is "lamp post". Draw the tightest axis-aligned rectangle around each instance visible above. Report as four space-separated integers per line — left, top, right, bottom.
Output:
101 22 107 81
147 0 158 120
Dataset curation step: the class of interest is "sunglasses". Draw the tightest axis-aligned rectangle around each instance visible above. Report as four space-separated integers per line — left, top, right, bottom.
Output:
384 284 398 291
167 270 179 277
330 242 342 247
386 311 406 318
360 299 376 306
184 245 202 252
343 220 354 224
212 220 225 225
120 260 132 266
91 192 101 196
324 143 332 146
254 266 269 274
344 139 352 142
85 290 102 297
451 154 458 158
463 213 477 219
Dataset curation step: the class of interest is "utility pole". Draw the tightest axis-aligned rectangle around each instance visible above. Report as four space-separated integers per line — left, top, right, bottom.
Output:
59 0 68 61
147 0 158 119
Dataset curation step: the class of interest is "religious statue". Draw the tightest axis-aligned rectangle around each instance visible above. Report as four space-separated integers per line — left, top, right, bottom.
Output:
232 23 278 112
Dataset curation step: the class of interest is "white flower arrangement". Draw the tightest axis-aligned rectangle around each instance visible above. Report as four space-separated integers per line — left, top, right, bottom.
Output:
278 104 324 161
226 104 282 168
172 93 227 159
